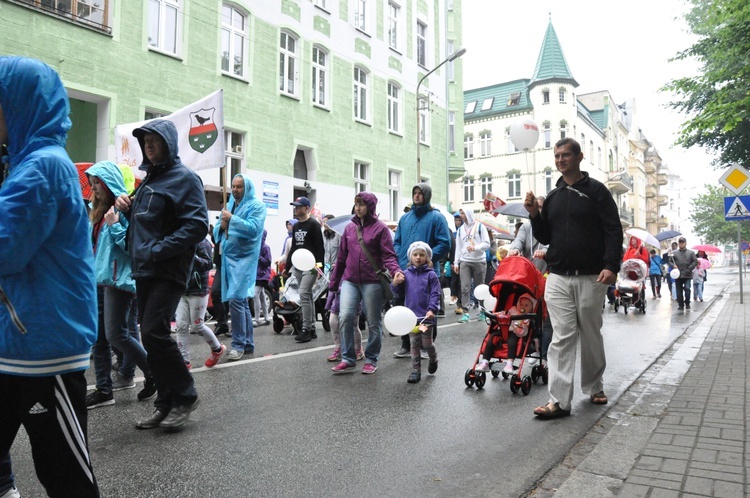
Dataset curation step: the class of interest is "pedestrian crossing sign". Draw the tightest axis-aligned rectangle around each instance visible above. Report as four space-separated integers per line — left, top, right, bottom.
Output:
724 195 750 220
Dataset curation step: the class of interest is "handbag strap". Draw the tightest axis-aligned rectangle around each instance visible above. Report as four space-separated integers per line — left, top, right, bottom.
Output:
355 224 383 275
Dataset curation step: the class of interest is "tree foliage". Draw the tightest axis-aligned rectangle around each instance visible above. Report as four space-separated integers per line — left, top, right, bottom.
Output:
689 184 750 244
664 0 750 168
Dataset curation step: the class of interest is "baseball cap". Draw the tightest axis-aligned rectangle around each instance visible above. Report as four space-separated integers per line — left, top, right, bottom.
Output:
678 237 686 243
290 197 311 207
453 211 461 218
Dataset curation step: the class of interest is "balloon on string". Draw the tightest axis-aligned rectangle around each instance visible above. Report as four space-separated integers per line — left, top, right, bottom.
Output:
510 118 540 151
669 268 680 280
291 249 316 271
383 306 418 336
484 296 497 311
474 284 490 301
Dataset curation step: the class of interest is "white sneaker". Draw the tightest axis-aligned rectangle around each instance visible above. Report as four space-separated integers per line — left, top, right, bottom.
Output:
475 359 490 372
503 361 514 374
0 486 20 498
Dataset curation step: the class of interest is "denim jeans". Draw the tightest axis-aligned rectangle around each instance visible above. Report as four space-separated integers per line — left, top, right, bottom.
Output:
229 298 254 352
104 287 149 379
292 268 318 332
339 281 385 365
136 278 197 411
91 287 113 393
116 301 141 379
693 280 704 301
675 277 692 307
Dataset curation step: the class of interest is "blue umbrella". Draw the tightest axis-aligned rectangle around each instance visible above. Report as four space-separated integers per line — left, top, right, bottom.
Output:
655 230 681 242
325 215 352 236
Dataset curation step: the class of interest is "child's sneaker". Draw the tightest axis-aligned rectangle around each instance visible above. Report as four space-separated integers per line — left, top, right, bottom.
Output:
327 348 341 362
361 363 377 375
475 359 490 372
503 360 514 374
331 361 356 374
204 344 226 368
407 371 421 383
458 313 470 323
356 349 365 361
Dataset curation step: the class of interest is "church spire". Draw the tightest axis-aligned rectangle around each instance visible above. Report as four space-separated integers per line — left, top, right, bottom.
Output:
529 19 578 88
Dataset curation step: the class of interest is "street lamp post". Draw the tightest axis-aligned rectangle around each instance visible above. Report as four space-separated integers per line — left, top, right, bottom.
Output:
416 47 466 185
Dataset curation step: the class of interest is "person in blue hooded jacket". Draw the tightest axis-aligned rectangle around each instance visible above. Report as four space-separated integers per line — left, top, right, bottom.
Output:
0 56 99 496
85 161 155 410
392 183 451 357
115 119 209 431
213 174 267 361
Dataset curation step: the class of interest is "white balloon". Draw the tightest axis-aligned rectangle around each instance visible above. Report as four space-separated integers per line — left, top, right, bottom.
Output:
474 284 491 301
510 118 540 151
291 248 316 271
669 268 680 279
383 306 418 336
484 296 497 311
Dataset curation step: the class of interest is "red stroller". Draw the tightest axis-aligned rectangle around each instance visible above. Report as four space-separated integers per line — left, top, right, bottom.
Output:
464 257 547 396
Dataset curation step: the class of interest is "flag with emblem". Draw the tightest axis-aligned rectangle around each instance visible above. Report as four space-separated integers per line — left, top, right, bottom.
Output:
115 90 225 175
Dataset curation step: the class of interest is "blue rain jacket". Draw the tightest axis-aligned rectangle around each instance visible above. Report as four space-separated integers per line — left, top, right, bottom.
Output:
86 161 135 293
213 174 267 300
0 57 97 376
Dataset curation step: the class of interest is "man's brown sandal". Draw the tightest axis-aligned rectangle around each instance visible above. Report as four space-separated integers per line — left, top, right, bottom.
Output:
533 402 571 420
590 392 608 405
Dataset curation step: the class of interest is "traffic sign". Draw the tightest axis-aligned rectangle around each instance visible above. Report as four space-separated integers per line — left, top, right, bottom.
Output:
719 163 750 195
725 195 750 220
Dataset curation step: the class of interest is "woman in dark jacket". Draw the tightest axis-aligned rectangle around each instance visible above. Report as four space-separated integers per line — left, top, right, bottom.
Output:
253 230 272 326
328 192 403 374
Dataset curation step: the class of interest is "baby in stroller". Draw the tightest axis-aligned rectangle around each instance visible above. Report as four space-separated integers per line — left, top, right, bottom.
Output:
476 293 537 374
615 259 648 314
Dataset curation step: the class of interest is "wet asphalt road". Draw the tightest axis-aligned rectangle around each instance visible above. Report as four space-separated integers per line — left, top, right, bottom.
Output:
8 269 734 497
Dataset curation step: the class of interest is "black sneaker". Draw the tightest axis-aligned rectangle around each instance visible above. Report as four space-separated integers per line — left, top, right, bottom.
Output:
436 309 446 317
428 360 438 374
407 372 421 384
295 330 313 343
214 323 229 336
137 377 157 401
686 304 691 310
86 389 114 409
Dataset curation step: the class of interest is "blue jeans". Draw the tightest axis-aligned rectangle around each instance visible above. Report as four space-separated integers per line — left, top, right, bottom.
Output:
230 298 254 352
116 301 140 379
339 281 385 365
104 287 149 379
91 287 113 393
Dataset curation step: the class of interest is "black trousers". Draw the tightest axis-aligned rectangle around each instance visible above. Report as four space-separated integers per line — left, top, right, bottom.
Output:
675 277 692 307
136 278 198 412
0 371 99 497
210 268 228 325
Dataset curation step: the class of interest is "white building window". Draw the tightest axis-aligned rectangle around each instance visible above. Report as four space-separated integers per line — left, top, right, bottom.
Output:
388 1 399 51
354 161 369 192
545 170 552 193
560 121 567 139
590 141 594 163
506 128 517 153
221 5 248 78
447 40 455 82
416 21 427 67
387 82 400 134
312 46 328 107
464 135 474 159
543 122 551 148
448 111 455 153
419 101 429 144
279 31 298 97
314 0 327 9
465 101 476 114
480 176 492 199
354 0 366 31
463 176 474 203
542 89 550 104
148 0 182 56
353 67 369 122
559 87 566 103
479 132 492 157
224 130 245 183
388 170 401 220
508 173 521 198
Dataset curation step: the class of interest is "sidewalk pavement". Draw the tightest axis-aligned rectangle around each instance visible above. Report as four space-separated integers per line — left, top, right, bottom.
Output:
529 281 748 497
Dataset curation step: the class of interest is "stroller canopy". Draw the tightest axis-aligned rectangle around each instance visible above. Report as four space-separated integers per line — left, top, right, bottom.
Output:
489 257 545 301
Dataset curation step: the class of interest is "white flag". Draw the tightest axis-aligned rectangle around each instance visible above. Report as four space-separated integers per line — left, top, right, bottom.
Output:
115 90 225 175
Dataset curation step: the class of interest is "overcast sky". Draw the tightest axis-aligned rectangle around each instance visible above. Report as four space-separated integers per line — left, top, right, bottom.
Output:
460 0 719 191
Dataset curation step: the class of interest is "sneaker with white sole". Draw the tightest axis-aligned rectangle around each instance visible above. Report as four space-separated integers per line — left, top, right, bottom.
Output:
393 347 410 358
226 349 244 361
204 344 226 368
458 313 470 323
327 348 341 362
361 363 377 374
111 376 135 391
356 350 365 361
86 389 114 409
475 359 490 372
503 361 514 374
331 361 356 374
420 350 428 360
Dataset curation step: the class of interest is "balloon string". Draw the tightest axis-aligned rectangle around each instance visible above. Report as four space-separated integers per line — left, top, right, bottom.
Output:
526 150 532 192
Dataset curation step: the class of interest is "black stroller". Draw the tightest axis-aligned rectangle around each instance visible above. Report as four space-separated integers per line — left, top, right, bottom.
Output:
272 271 330 335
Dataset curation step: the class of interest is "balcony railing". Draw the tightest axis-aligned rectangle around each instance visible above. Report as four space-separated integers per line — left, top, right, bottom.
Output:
645 185 657 198
657 216 669 228
619 208 634 227
657 195 669 206
644 159 657 174
606 171 634 194
656 173 668 186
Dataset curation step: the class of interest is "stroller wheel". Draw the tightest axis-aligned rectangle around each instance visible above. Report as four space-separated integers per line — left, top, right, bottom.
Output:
491 369 500 379
541 366 549 385
464 369 475 388
521 376 532 395
475 371 487 389
510 374 520 394
531 365 540 383
501 371 509 380
273 316 284 333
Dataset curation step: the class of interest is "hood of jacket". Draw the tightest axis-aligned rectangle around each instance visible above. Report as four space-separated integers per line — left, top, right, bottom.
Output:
287 218 298 236
462 209 476 227
133 119 180 172
628 236 641 249
86 161 128 199
226 173 257 212
262 229 268 244
353 191 379 226
0 56 71 169
411 183 433 216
